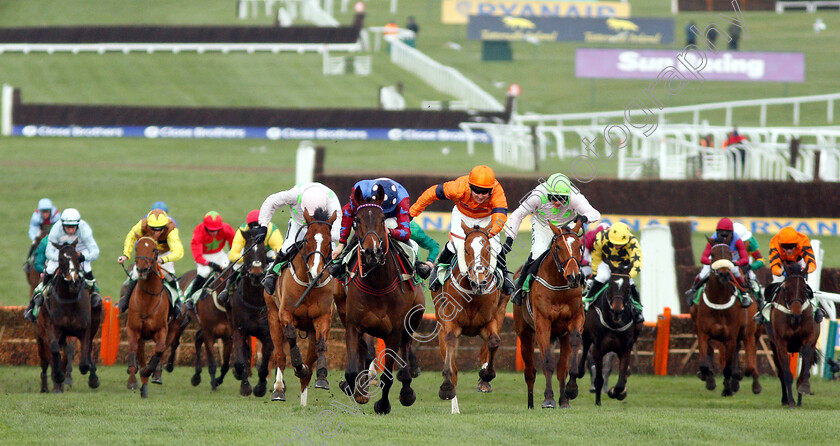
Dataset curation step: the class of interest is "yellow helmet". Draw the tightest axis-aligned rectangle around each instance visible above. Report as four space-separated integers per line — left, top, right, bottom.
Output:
146 210 169 228
608 222 632 246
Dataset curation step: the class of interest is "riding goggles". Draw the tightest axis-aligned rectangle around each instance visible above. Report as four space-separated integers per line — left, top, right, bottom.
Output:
547 194 569 205
149 225 166 232
469 184 492 195
780 243 797 250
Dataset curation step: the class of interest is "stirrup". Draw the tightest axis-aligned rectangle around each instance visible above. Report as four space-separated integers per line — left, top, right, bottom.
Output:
429 278 442 292
511 289 523 306
262 273 277 295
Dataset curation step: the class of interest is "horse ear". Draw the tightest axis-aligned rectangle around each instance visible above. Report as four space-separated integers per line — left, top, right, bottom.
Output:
51 242 61 250
71 239 78 248
481 220 494 234
460 220 471 235
354 187 364 204
572 219 582 234
303 209 314 223
374 185 385 204
548 221 562 236
328 211 337 225
705 235 714 245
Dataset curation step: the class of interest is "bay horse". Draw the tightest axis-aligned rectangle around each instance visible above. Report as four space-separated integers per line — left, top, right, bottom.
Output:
767 261 821 407
125 237 180 398
186 268 233 390
575 262 642 405
690 241 758 397
513 220 584 409
229 229 274 398
434 220 508 414
36 242 101 393
268 208 341 405
338 187 423 415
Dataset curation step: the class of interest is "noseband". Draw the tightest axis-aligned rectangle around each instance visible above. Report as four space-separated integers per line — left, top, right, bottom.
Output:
551 231 581 279
355 203 389 276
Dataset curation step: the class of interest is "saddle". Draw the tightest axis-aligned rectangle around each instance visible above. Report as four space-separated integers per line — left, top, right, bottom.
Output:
342 237 416 283
436 257 503 293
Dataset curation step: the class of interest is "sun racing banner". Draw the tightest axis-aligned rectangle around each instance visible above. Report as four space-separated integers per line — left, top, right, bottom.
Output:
442 0 631 25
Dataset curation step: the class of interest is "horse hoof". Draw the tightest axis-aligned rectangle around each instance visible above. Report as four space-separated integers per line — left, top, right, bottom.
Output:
338 380 350 395
752 382 762 394
151 376 163 385
705 379 716 391
589 385 596 394
355 394 370 405
607 387 627 401
271 390 285 401
210 379 218 391
439 382 455 400
541 399 556 409
140 383 148 399
164 363 175 373
52 386 64 394
294 364 310 379
191 374 201 387
696 370 705 381
63 375 73 388
240 381 253 396
253 381 267 398
559 400 571 409
216 376 225 386
478 368 495 383
797 382 811 395
399 387 416 407
88 374 100 389
476 380 492 393
139 367 152 379
232 368 242 381
127 380 138 391
374 399 392 415
79 363 90 375
315 379 330 390
565 383 579 400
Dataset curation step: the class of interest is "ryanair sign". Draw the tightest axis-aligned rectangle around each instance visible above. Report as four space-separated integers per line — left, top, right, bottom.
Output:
442 0 630 25
467 15 674 44
416 213 840 237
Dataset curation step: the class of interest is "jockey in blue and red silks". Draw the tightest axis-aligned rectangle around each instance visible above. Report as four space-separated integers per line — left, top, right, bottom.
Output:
329 178 431 280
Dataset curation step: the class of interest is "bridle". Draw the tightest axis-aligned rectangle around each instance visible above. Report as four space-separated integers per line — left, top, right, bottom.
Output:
550 230 582 285
355 203 389 277
456 226 498 294
51 245 84 304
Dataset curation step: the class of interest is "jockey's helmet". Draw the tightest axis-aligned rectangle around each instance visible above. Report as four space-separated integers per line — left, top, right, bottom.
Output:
301 186 329 213
778 227 799 245
716 217 734 232
151 201 168 212
374 179 400 209
545 173 572 203
60 208 81 226
246 209 260 225
146 210 169 228
468 165 496 191
733 222 751 242
203 211 224 231
607 222 632 246
38 198 54 211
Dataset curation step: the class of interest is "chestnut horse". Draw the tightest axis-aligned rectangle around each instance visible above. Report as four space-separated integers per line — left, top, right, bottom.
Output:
269 208 341 404
434 220 508 414
338 187 424 415
767 261 821 407
690 242 759 397
36 242 101 393
125 237 179 398
186 268 233 390
514 220 584 409
228 228 274 398
575 263 642 405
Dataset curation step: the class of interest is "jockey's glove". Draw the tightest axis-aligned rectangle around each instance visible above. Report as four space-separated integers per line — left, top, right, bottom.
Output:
253 225 268 244
208 262 223 273
574 215 588 224
78 253 86 263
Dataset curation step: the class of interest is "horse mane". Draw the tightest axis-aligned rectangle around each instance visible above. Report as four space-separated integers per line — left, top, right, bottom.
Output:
311 207 331 222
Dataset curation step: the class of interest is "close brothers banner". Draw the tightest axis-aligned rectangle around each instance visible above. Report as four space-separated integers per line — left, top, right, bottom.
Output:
442 0 630 24
467 15 674 44
575 48 805 82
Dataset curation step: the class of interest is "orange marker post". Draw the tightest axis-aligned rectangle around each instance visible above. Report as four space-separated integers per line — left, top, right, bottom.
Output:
376 338 386 371
109 301 120 365
790 353 799 379
515 337 525 371
100 298 112 365
251 337 258 368
654 307 672 376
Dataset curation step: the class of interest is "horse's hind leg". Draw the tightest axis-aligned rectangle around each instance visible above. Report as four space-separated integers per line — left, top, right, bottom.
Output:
192 332 204 387
593 349 605 406
608 350 631 401
232 330 252 396
564 329 582 400
37 335 50 393
217 336 232 386
721 338 739 397
696 332 716 391
313 314 331 391
518 324 537 409
746 328 761 394
397 333 416 408
253 335 272 398
63 341 75 388
202 332 219 390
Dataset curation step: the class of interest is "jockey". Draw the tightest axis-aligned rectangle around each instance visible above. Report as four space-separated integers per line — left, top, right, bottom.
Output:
503 173 601 305
150 201 177 227
184 211 235 311
25 198 61 269
684 218 752 309
733 221 766 303
330 178 432 280
117 209 185 318
583 222 645 324
24 208 101 322
409 165 513 294
756 226 826 324
218 209 284 304
583 222 611 277
254 182 342 295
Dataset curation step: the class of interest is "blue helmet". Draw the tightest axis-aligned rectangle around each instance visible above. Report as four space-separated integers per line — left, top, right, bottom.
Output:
151 201 168 212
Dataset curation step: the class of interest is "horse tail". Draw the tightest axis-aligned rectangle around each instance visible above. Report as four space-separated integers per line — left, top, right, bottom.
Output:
812 347 823 366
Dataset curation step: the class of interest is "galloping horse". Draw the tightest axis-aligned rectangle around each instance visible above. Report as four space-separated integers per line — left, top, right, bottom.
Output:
434 220 508 414
36 242 101 393
767 262 821 407
575 263 642 405
691 241 759 396
268 208 341 404
514 220 584 409
125 237 179 398
229 229 274 398
185 268 233 390
339 187 424 414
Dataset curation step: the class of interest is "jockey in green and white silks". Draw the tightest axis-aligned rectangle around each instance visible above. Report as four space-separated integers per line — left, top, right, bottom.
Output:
504 173 600 305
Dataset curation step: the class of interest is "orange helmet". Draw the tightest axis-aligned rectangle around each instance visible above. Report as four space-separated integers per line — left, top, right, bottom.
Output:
246 209 260 225
778 227 799 245
468 165 496 189
203 211 223 231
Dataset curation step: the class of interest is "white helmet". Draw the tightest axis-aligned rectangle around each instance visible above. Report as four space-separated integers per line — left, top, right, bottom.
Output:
300 186 329 215
38 198 54 211
733 222 751 241
61 208 81 226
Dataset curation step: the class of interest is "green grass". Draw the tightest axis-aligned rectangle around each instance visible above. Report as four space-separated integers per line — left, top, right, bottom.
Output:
2 366 840 445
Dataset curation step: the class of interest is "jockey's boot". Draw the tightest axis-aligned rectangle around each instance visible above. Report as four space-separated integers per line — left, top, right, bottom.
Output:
166 277 184 319
511 255 535 306
24 273 53 323
185 275 207 313
263 247 296 295
684 275 708 309
218 272 239 305
750 280 765 308
629 284 645 324
119 278 137 314
582 279 605 311
414 262 432 280
429 246 456 292
497 249 515 295
83 271 103 310
736 276 752 308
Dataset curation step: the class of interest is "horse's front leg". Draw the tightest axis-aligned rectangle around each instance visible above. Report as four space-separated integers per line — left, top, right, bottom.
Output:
47 326 65 392
438 324 459 402
534 315 556 409
696 331 716 391
797 342 817 406
126 327 140 391
721 337 739 397
477 321 501 393
555 330 573 409
772 338 795 407
608 348 632 401
342 322 365 404
397 332 417 407
266 297 287 402
593 347 605 406
373 333 403 415
283 316 310 380
313 313 332 391
564 329 582 401
218 336 232 386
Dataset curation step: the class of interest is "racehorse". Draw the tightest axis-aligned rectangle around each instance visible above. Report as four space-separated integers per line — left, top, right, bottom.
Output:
338 187 424 415
159 273 194 383
513 220 585 409
36 242 101 393
690 241 759 397
268 208 341 404
575 263 642 405
229 229 274 398
125 237 180 398
433 220 508 414
25 222 53 294
767 261 821 407
186 268 233 390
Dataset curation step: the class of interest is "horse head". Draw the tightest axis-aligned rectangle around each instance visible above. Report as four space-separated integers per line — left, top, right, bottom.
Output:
607 263 632 325
548 220 583 288
781 261 809 326
709 238 735 287
303 207 336 281
242 227 268 286
354 185 387 271
134 237 159 281
54 241 83 294
460 220 494 294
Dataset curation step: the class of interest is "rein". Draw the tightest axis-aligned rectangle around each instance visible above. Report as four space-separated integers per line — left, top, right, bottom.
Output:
532 231 581 291
355 203 389 278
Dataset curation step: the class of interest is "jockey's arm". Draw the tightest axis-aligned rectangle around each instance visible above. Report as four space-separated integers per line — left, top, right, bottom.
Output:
162 228 184 264
338 201 355 244
121 220 144 260
700 242 713 265
409 182 449 217
259 188 298 228
734 239 750 267
28 212 41 242
569 193 601 223
504 191 540 240
389 198 412 242
191 226 209 265
627 238 643 278
45 226 60 262
229 229 246 263
590 234 606 274
410 221 439 262
78 222 99 261
802 244 817 274
768 246 783 276
267 224 284 252
487 188 508 237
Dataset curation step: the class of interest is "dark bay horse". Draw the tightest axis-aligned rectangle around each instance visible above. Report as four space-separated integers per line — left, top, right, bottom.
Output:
125 237 179 398
434 220 507 414
338 187 423 415
269 208 341 404
690 241 758 396
575 263 642 405
36 242 101 393
514 220 584 409
767 262 821 407
187 268 233 390
229 229 274 398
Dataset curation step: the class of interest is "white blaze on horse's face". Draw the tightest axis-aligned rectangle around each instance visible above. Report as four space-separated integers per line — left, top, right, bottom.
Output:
564 236 575 257
251 244 262 269
470 237 486 279
64 252 78 280
615 277 624 291
310 233 324 278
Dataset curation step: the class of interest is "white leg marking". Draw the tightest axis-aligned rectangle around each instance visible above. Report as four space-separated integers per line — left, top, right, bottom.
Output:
451 395 460 415
274 367 285 392
301 386 308 406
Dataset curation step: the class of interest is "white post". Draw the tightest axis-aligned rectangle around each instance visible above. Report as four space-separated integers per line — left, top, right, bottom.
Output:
794 101 800 126
1 84 13 136
296 141 317 184
390 0 398 14
238 0 249 19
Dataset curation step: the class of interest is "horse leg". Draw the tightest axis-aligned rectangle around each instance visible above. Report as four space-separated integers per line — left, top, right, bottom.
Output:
519 325 537 409
397 333 416 407
126 328 139 391
64 341 74 388
139 327 167 398
696 331 716 391
202 332 218 390
299 334 317 407
37 335 49 393
797 343 816 406
232 330 250 395
164 322 182 373
217 336 232 386
477 327 501 394
593 348 605 406
283 322 310 380
772 339 795 407
564 329 582 401
254 334 273 398
266 301 287 402
534 316 556 409
342 323 365 405
555 331 573 409
373 335 402 415
721 338 738 397
47 326 64 393
745 326 761 394
602 351 617 390
407 342 421 379
577 331 593 395
313 314 331 391
438 325 459 402
608 349 631 401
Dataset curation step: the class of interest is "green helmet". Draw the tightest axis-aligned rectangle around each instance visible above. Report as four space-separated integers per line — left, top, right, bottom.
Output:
545 173 571 196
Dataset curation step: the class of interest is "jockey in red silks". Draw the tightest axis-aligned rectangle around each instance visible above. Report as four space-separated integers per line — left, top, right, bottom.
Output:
685 217 752 310
184 211 235 311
